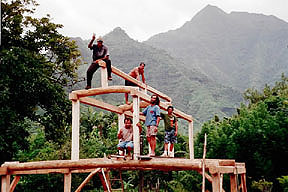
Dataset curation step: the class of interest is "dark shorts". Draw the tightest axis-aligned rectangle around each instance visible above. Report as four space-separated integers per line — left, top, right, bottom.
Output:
164 129 177 144
125 79 137 87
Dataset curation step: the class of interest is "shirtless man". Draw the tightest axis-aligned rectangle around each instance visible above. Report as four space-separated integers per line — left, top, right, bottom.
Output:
125 62 146 104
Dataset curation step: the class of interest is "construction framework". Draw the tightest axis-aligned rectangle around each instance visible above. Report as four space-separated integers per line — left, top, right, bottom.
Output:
1 61 247 192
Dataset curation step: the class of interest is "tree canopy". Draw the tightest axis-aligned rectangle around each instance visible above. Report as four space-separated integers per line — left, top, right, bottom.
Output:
194 74 288 191
0 0 82 163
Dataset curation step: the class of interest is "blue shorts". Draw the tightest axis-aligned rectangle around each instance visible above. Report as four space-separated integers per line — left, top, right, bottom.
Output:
164 129 177 144
117 141 134 149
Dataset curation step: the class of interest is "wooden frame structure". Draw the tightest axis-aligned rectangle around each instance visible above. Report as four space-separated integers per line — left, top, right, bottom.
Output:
1 63 247 192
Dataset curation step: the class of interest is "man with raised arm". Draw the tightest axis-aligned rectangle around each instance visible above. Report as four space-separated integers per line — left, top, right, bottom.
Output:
140 94 161 157
125 62 146 104
85 33 112 89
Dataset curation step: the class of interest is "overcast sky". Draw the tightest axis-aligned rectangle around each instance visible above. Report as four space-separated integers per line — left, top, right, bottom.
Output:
34 0 288 42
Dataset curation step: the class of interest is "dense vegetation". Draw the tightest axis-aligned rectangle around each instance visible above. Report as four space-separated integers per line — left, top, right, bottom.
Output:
1 0 81 163
1 0 287 191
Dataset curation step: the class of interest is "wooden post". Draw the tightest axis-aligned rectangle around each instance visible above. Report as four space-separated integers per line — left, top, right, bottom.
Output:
64 173 72 192
99 60 108 88
230 174 237 192
118 114 125 155
132 95 140 159
118 114 125 132
212 173 220 192
189 121 194 159
240 174 247 192
72 100 80 160
1 175 10 192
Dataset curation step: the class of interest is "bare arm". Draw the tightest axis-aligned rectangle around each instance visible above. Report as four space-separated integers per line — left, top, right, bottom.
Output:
137 122 142 133
175 121 178 136
117 129 122 139
88 34 95 48
156 116 161 127
141 73 146 84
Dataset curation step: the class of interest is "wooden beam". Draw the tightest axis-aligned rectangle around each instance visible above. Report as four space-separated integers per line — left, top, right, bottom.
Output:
0 167 7 175
64 172 72 192
240 173 247 192
79 97 123 114
124 111 146 122
75 168 101 192
9 175 20 192
133 96 140 158
111 66 172 102
11 168 70 175
1 175 10 192
70 86 136 99
2 158 203 171
99 60 108 88
72 100 80 160
131 89 193 122
189 122 194 159
230 174 237 192
211 173 221 192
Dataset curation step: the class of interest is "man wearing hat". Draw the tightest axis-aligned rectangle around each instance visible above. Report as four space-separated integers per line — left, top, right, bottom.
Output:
86 33 112 89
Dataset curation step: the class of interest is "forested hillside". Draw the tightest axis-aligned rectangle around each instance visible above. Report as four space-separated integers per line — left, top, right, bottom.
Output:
72 27 243 132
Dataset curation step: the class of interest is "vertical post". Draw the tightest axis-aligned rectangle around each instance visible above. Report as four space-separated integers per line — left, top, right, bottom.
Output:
132 95 140 159
1 175 10 192
230 174 237 192
64 172 72 192
118 114 125 154
99 60 108 88
72 100 80 160
188 121 194 159
211 173 220 192
240 174 247 192
118 114 125 133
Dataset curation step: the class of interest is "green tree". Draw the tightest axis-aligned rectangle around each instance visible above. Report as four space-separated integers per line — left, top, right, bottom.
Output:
195 74 288 191
0 0 82 163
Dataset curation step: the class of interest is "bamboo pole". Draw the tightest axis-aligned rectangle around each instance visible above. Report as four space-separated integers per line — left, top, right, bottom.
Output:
202 133 207 192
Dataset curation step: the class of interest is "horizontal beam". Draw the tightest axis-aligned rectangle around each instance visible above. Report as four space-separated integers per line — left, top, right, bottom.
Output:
79 97 123 114
131 90 193 122
69 86 138 100
111 66 172 102
10 168 70 175
2 158 203 172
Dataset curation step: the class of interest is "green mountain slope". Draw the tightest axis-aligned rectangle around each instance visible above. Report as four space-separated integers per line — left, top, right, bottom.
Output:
71 27 242 132
145 5 288 91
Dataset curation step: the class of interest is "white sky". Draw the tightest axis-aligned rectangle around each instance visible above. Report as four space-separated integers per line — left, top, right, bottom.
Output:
34 0 288 42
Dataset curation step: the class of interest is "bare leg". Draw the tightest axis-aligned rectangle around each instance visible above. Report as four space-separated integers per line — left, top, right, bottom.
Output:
150 136 156 156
